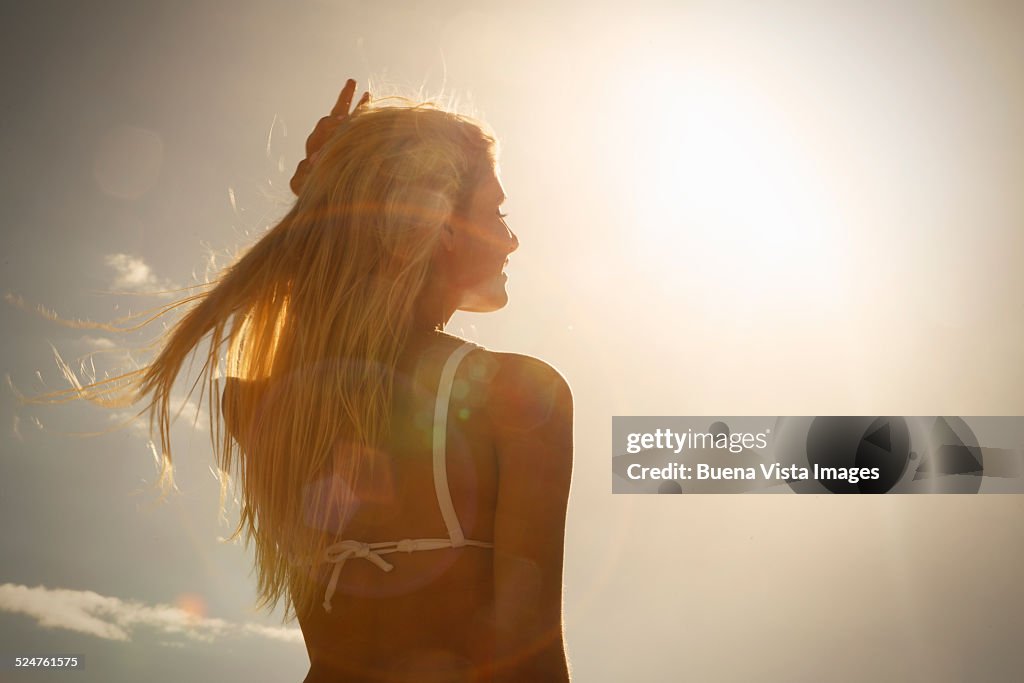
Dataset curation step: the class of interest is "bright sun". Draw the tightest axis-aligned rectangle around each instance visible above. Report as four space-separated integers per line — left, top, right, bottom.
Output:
607 64 853 318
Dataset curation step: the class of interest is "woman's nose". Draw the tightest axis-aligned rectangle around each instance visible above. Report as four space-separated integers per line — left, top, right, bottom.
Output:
505 225 519 254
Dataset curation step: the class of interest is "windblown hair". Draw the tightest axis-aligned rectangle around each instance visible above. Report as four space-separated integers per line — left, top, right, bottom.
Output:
53 100 497 621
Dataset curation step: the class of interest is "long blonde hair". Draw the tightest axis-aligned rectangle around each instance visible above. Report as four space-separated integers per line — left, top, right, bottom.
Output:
49 101 497 621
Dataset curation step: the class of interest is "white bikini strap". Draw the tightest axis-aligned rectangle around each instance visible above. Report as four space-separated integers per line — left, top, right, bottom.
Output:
432 341 477 547
320 537 494 612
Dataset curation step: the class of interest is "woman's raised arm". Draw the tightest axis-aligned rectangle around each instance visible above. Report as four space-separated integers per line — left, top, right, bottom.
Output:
487 353 574 682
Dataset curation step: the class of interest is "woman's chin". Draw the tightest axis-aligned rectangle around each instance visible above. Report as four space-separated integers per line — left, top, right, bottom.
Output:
458 283 509 313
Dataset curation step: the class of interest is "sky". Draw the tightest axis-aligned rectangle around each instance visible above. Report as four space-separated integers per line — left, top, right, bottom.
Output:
2 0 1023 680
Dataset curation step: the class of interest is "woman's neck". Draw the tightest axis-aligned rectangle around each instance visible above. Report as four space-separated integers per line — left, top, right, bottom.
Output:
410 274 459 336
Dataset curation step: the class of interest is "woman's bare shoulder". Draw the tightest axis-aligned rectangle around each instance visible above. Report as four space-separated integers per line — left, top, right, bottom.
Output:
465 349 573 434
475 350 569 389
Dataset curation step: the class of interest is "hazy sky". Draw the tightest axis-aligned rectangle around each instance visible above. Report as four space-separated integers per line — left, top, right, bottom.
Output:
2 1 1023 681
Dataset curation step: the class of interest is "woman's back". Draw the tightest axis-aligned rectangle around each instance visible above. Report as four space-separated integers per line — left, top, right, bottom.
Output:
295 333 501 681
248 331 570 682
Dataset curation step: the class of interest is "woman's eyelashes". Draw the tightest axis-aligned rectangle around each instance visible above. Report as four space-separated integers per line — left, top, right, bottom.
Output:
497 210 508 219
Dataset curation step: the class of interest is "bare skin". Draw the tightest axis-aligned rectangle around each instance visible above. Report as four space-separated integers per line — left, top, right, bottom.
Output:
293 333 571 683
239 81 574 682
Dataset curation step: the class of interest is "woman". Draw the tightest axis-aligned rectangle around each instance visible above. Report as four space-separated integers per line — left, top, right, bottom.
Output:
141 80 573 681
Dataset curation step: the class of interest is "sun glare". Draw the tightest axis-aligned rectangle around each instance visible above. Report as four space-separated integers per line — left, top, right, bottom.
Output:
608 64 853 319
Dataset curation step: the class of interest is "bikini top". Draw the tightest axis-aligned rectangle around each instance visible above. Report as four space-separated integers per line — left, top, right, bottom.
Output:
319 340 493 613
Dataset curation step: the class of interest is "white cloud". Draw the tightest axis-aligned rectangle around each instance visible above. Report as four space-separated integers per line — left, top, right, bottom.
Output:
0 583 303 646
104 253 178 296
241 623 306 644
108 411 150 438
80 336 117 350
173 396 207 432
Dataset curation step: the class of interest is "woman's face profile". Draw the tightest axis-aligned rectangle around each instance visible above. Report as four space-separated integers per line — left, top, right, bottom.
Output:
449 167 519 313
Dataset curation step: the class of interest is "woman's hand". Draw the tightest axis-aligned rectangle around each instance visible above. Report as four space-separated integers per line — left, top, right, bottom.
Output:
289 79 370 196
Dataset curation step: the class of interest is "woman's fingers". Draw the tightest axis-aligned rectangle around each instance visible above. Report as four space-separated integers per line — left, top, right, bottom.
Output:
329 79 357 118
292 79 370 196
329 79 370 117
305 82 369 156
